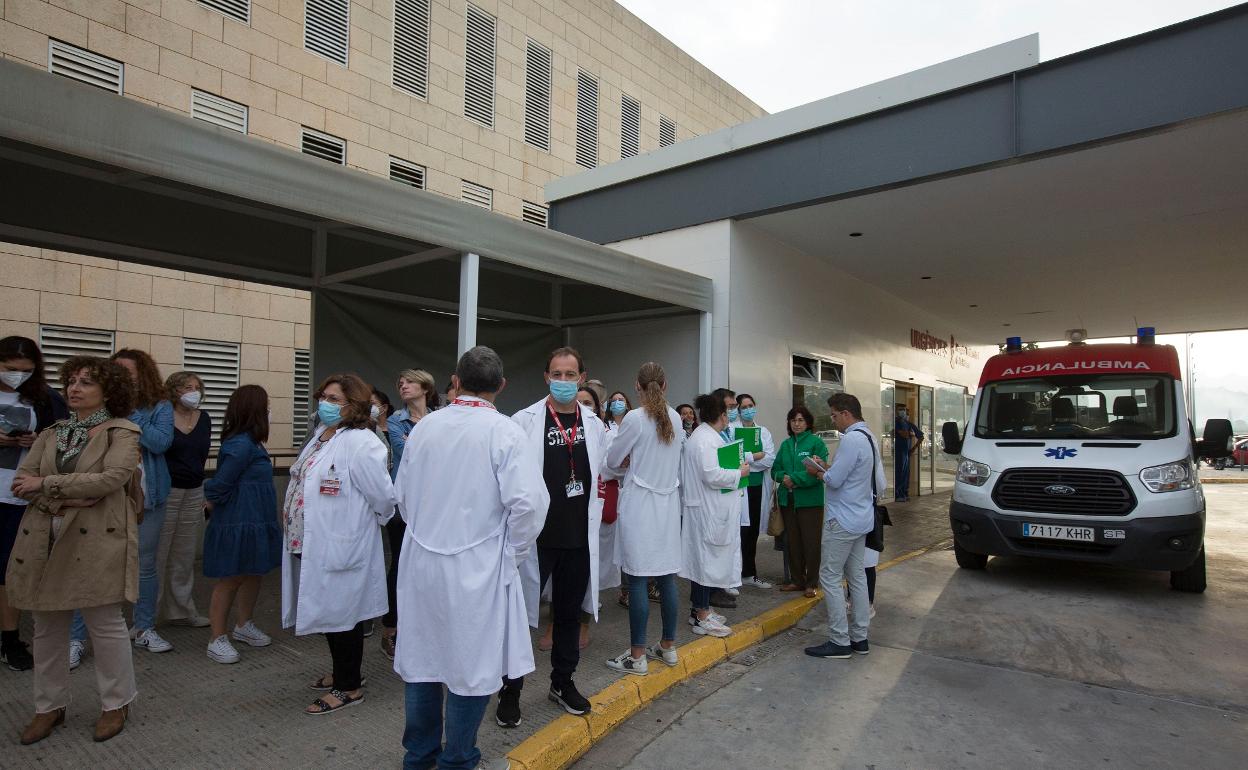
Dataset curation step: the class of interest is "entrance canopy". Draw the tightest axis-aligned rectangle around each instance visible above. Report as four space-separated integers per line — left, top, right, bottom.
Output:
0 57 711 404
549 4 1248 344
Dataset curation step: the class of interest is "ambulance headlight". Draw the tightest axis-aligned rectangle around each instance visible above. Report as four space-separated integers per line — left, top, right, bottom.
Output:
1140 460 1193 493
956 458 991 487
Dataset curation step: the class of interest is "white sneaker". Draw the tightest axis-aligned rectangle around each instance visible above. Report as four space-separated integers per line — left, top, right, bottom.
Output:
68 639 86 670
232 620 272 648
744 576 773 589
870 605 877 619
605 651 648 675
206 634 240 664
170 615 211 628
687 611 727 626
646 643 678 667
691 615 731 638
725 587 740 597
133 628 173 653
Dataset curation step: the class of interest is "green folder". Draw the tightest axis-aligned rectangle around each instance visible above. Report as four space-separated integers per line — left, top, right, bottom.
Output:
735 426 762 454
718 440 747 493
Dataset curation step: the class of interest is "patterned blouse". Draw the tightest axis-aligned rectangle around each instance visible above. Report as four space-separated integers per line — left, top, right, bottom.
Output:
283 437 328 554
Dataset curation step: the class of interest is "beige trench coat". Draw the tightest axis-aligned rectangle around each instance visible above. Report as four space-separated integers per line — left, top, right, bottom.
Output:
4 419 142 611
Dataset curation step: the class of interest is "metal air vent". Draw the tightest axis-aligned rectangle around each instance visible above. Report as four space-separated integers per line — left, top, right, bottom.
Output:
389 156 426 189
191 90 248 134
293 349 311 445
301 127 346 164
304 0 349 66
38 325 115 387
575 70 599 168
522 201 548 228
48 40 123 94
183 339 240 445
621 94 640 159
461 180 492 210
393 0 430 99
463 4 496 128
659 115 676 147
198 0 250 24
523 39 552 151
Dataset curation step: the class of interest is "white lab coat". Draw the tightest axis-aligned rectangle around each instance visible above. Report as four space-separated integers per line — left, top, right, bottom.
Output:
679 423 744 588
281 426 396 636
597 422 622 591
734 423 776 526
512 398 605 627
605 406 684 577
392 397 548 697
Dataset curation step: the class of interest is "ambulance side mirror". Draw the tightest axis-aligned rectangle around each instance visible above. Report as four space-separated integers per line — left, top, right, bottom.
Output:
941 421 962 455
1196 419 1233 459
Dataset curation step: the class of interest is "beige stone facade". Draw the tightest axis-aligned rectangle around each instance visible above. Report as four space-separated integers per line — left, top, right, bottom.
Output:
0 0 764 449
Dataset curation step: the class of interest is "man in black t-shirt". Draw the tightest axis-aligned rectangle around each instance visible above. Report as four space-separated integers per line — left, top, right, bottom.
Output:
497 347 605 729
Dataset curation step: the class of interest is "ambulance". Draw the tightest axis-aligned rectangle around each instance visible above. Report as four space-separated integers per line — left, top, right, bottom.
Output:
941 329 1233 593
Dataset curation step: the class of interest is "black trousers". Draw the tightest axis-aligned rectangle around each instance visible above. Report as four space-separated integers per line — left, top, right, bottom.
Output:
866 566 877 604
383 515 405 629
324 621 365 691
740 484 762 578
502 544 590 691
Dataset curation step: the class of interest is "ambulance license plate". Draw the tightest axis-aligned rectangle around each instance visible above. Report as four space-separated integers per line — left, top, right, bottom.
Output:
1022 523 1095 542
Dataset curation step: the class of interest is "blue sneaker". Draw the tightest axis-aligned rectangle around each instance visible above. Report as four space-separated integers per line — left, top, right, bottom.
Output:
804 641 852 659
850 639 869 655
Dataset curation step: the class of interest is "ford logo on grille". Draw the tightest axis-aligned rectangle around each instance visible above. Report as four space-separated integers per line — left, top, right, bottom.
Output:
1044 484 1077 496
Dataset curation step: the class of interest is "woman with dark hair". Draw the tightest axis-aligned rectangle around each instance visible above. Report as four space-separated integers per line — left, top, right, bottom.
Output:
735 394 776 590
676 403 697 438
201 385 282 664
156 371 212 630
66 349 174 659
771 405 828 597
605 391 632 431
604 363 685 675
1 336 67 672
282 374 395 715
679 393 750 638
9 356 140 744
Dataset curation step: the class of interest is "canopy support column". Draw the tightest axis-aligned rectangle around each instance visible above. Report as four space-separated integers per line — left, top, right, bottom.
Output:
458 252 480 356
699 311 713 393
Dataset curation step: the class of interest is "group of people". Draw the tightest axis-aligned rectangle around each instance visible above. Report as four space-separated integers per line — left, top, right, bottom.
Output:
2 334 887 769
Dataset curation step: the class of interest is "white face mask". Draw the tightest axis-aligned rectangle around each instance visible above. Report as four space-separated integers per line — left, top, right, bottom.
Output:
179 391 202 409
0 370 32 389
370 404 382 420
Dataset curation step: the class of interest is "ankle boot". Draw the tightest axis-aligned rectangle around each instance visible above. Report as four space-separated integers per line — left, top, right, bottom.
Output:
93 705 127 742
20 708 65 745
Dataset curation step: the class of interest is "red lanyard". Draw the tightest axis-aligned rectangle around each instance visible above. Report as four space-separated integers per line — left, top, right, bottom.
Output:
547 401 581 481
452 397 496 410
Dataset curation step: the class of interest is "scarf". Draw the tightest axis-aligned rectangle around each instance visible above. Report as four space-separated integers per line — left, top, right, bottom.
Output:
55 408 111 462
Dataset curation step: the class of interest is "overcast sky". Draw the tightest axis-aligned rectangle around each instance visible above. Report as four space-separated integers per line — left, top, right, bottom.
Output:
617 0 1241 113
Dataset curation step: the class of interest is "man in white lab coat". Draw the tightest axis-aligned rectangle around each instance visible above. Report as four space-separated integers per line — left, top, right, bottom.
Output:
393 346 548 770
500 347 604 727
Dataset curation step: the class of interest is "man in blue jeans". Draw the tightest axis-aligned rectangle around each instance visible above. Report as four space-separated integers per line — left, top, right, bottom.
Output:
893 404 922 502
803 393 886 659
392 347 548 770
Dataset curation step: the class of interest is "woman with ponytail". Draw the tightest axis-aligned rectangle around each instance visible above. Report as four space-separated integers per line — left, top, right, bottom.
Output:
603 363 684 676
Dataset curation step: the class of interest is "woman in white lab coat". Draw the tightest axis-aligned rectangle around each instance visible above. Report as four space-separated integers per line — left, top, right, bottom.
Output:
281 374 396 715
735 394 776 589
680 394 749 638
603 363 684 676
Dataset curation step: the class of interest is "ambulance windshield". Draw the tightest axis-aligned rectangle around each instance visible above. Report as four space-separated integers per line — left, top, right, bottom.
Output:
975 374 1176 440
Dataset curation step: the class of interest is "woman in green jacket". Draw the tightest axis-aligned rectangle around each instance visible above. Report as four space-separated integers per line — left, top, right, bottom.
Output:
771 406 829 598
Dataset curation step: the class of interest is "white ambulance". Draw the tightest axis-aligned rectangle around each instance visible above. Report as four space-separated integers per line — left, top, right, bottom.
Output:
941 330 1233 593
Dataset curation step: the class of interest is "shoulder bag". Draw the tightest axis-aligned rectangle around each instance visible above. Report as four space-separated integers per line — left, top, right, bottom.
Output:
860 431 892 552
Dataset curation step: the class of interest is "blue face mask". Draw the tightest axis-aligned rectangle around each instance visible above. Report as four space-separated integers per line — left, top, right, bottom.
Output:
318 400 343 427
609 400 627 416
727 408 739 422
549 379 579 404
740 407 757 422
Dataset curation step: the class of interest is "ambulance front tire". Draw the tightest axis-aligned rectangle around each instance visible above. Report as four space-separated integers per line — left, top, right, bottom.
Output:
1169 546 1206 593
954 540 988 570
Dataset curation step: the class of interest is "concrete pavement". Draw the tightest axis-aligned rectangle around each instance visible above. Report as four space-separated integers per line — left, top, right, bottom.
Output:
576 486 1248 769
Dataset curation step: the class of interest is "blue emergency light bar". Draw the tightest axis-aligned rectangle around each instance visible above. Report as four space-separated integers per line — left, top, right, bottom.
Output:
1137 327 1156 345
1005 336 1023 352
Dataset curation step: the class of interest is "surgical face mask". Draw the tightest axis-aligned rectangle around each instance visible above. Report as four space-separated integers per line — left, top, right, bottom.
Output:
727 408 739 423
179 391 202 409
370 404 382 421
609 399 627 416
0 370 33 389
548 379 579 404
740 407 757 422
318 400 343 427
682 419 695 430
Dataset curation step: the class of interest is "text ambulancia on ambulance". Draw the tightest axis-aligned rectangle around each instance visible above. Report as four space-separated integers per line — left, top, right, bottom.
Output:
939 328 1235 594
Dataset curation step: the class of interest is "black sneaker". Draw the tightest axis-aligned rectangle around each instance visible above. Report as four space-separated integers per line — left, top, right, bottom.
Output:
495 685 521 728
2 638 34 671
850 639 869 655
548 681 591 715
804 641 852 659
709 591 737 609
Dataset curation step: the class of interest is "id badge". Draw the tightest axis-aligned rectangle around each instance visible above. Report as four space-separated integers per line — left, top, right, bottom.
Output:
565 479 585 498
319 466 342 497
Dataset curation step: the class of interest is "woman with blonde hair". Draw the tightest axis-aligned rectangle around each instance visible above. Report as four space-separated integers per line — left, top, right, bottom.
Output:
604 363 684 676
156 371 212 628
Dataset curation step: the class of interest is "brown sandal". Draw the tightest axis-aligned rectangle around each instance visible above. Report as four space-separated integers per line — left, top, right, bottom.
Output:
803 588 818 598
778 584 802 592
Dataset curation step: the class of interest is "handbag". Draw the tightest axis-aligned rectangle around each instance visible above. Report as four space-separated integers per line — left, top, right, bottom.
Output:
766 481 784 536
861 431 891 552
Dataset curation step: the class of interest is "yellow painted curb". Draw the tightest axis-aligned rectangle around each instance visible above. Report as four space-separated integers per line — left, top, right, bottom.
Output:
1201 477 1248 484
507 713 591 770
507 535 948 770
